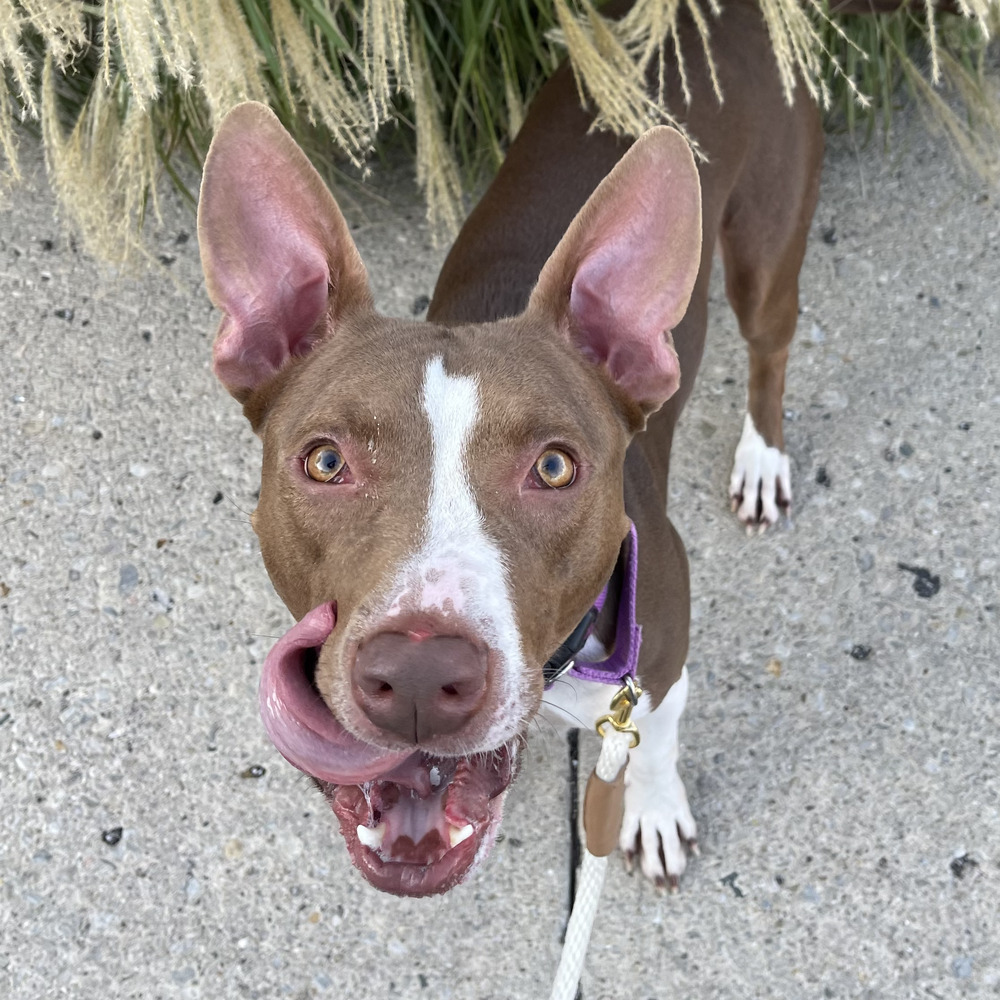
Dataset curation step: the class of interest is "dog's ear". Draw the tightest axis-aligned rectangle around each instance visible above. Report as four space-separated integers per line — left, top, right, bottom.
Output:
198 102 374 401
526 126 702 416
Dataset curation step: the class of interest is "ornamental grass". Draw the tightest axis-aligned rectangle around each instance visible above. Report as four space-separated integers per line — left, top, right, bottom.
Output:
0 0 997 264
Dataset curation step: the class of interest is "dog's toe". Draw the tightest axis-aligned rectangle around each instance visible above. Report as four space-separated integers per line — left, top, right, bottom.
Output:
732 474 790 530
618 769 697 887
620 817 694 885
729 414 792 531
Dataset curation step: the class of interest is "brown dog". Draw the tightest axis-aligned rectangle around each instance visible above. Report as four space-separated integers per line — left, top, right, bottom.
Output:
197 0 821 896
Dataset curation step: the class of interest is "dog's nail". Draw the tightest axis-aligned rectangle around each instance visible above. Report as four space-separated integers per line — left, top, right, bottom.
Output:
745 523 754 538
668 875 680 893
356 822 386 850
623 851 635 875
654 875 667 894
689 840 701 857
757 521 768 536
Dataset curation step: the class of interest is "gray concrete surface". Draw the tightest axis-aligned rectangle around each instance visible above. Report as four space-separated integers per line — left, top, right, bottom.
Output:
1 101 997 999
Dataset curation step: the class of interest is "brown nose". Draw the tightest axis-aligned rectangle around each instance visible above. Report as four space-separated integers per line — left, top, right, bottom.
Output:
352 633 488 743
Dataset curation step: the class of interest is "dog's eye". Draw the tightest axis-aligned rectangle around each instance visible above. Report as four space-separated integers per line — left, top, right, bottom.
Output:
305 446 347 483
533 449 575 489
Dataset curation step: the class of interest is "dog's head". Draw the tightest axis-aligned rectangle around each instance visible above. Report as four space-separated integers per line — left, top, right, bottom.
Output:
198 102 701 896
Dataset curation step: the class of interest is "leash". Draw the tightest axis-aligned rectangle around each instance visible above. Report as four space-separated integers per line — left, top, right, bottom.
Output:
549 678 641 1000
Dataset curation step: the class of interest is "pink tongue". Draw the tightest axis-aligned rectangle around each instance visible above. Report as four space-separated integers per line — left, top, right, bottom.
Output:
259 603 413 783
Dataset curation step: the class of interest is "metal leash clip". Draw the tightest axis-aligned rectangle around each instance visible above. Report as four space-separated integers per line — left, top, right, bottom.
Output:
594 674 642 748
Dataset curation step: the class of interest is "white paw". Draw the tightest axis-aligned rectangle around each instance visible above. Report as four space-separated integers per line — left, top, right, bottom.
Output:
619 762 697 889
729 413 791 530
617 667 697 890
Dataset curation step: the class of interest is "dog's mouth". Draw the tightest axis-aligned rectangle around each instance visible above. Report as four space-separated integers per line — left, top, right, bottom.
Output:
259 602 519 896
319 744 516 896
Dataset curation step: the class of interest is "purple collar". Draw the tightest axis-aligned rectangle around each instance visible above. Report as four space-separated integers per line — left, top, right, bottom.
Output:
544 523 642 688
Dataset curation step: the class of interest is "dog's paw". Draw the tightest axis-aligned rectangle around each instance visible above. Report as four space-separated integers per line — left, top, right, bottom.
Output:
729 413 791 531
619 764 698 890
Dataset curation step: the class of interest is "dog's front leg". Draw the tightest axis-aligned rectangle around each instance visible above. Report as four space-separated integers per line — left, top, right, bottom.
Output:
618 666 697 889
541 666 697 889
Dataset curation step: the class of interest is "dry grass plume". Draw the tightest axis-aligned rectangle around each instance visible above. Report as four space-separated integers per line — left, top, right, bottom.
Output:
0 0 996 263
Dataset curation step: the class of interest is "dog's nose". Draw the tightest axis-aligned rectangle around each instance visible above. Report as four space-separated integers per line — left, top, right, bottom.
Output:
352 633 488 743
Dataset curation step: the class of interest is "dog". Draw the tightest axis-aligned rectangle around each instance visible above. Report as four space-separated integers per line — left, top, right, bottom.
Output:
197 0 822 897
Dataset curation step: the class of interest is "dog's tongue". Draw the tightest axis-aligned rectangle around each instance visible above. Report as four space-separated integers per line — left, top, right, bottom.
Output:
259 603 413 784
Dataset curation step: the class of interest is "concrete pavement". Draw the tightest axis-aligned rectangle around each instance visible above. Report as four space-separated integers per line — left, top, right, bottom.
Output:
1 104 998 998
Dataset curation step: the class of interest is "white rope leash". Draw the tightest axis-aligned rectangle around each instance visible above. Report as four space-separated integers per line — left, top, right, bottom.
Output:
549 728 632 1000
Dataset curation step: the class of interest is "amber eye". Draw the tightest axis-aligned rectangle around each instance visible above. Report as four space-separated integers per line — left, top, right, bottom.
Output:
305 446 347 483
534 449 575 489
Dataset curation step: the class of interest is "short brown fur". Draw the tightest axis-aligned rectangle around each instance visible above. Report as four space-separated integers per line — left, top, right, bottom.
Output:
429 0 823 705
198 0 827 896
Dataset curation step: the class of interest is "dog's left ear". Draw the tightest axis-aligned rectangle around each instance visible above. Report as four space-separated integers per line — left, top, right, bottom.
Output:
526 127 702 417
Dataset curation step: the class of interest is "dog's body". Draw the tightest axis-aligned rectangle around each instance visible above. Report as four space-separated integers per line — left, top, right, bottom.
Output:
198 0 822 896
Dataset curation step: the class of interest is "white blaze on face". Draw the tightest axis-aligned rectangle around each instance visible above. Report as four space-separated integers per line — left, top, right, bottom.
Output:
384 356 529 743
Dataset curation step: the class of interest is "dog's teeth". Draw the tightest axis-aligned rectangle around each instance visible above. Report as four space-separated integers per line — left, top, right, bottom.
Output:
449 823 474 848
429 765 441 788
356 822 386 850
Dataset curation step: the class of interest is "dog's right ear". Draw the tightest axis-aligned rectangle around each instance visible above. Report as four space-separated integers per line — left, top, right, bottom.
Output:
198 102 373 402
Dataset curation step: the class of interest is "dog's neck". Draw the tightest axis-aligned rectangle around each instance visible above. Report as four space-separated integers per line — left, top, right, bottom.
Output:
545 525 642 689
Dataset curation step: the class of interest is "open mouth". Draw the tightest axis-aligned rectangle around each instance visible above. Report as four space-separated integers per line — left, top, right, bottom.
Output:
259 602 519 895
319 744 517 896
